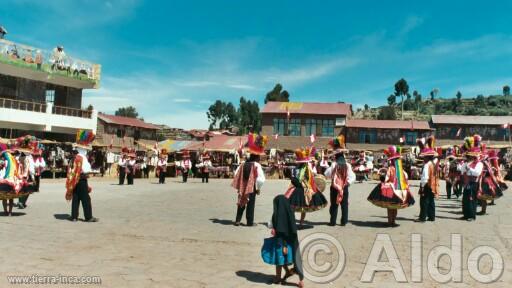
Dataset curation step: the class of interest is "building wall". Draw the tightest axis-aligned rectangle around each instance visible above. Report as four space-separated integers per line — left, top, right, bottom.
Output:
346 128 431 145
97 119 158 144
261 113 346 137
433 124 510 141
16 78 45 102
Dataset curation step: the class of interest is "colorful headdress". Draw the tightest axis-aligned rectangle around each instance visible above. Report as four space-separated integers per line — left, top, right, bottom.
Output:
463 134 482 157
128 148 136 158
76 129 95 146
121 147 129 156
295 146 316 163
245 133 268 156
383 145 402 160
328 135 348 155
445 147 456 159
417 136 438 157
13 135 38 154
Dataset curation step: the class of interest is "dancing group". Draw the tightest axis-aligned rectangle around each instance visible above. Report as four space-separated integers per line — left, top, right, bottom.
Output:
231 133 506 287
0 135 98 222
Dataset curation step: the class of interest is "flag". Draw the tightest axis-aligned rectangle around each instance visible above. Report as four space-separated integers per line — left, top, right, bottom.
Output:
456 128 462 137
399 137 404 143
503 123 509 129
109 137 113 149
310 134 316 143
286 106 290 119
274 134 279 140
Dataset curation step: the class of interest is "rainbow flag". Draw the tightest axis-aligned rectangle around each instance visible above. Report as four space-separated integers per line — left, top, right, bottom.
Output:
394 158 408 191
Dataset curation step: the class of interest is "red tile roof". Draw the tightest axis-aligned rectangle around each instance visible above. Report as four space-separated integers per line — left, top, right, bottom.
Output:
346 119 431 130
98 113 160 130
261 102 352 116
431 115 512 125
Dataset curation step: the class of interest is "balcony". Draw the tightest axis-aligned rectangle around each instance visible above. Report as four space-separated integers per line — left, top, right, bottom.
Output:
0 39 101 89
0 97 97 134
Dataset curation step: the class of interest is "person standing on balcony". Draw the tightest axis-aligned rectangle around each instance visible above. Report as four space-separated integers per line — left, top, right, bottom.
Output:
51 45 66 71
118 148 127 185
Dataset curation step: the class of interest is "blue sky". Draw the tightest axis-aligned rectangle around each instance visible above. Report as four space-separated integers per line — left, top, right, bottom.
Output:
2 0 512 129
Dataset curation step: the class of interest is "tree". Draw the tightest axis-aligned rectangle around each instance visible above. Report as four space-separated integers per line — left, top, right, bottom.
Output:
394 78 409 119
503 85 510 96
475 95 486 107
387 94 396 105
206 100 238 130
238 97 261 134
264 83 290 103
364 104 369 111
413 90 422 111
377 106 397 120
430 88 439 100
115 106 139 118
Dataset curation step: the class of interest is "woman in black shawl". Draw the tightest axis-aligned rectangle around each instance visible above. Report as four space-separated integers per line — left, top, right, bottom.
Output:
272 195 304 287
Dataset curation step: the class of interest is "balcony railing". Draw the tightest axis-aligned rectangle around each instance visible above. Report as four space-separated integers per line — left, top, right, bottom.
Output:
0 97 92 119
0 39 101 86
0 97 47 113
52 105 92 119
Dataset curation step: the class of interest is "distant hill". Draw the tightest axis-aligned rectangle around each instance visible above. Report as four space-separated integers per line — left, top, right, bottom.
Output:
353 94 512 120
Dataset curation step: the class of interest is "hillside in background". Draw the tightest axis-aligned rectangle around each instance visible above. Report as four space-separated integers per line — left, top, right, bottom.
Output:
353 94 512 120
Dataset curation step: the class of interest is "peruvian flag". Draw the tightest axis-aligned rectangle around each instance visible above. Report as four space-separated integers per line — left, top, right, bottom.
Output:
503 123 509 129
286 106 290 120
274 134 279 140
456 128 462 137
399 136 404 143
310 134 316 143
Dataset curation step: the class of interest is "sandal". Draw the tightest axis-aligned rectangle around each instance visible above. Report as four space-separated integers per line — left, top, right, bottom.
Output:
282 268 296 282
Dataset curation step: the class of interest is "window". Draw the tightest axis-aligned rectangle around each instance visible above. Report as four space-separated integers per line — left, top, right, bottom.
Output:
273 118 285 136
335 117 346 127
321 120 335 137
305 119 318 136
288 119 301 136
358 130 376 144
45 90 55 103
405 132 417 145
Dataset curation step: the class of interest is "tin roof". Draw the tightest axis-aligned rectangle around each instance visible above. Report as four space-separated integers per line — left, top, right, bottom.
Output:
431 115 512 125
261 102 352 116
98 113 160 130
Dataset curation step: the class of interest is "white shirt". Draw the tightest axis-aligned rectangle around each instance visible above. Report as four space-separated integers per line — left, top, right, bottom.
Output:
127 160 136 166
157 159 167 167
118 158 127 167
325 162 356 185
461 161 483 177
80 155 92 174
234 162 266 190
320 160 330 168
420 161 433 187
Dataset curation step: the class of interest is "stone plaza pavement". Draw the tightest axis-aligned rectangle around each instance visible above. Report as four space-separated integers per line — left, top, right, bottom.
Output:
0 177 511 288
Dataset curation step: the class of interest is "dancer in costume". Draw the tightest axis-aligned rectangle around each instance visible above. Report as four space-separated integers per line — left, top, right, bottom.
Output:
126 150 136 185
156 149 167 184
32 148 46 192
232 134 266 227
368 146 415 227
199 152 212 183
325 135 356 226
443 147 459 199
477 149 505 215
285 147 328 228
118 148 127 185
416 136 439 222
16 137 37 209
0 145 31 216
65 148 98 222
460 135 482 221
179 150 192 183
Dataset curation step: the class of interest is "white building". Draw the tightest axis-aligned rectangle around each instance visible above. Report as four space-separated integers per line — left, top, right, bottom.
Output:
0 38 101 140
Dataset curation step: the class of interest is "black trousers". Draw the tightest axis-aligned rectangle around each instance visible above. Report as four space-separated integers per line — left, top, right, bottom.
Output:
119 169 126 185
329 186 349 225
18 194 29 206
446 181 453 199
158 170 166 184
462 182 478 220
71 179 93 220
236 192 256 225
35 175 41 192
454 181 462 197
419 186 436 221
127 172 134 185
202 172 209 183
182 169 189 183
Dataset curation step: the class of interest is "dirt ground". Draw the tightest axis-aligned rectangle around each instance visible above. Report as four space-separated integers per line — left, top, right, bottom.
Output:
0 176 511 288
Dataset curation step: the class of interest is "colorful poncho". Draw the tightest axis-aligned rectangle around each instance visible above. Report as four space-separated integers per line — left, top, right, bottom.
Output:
0 151 26 193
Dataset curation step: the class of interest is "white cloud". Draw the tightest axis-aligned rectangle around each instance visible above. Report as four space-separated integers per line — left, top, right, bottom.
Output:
399 15 424 35
173 98 192 103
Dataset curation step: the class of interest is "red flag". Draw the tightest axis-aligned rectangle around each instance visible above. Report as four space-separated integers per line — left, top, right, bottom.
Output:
310 134 316 143
456 128 462 137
